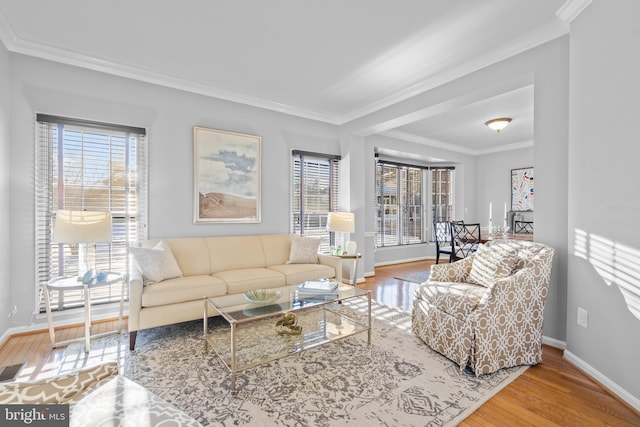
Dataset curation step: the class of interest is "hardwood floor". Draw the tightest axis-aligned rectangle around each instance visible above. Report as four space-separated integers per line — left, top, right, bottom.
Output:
1 260 639 426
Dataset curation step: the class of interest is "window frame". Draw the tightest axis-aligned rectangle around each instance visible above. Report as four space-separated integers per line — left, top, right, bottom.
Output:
35 114 148 313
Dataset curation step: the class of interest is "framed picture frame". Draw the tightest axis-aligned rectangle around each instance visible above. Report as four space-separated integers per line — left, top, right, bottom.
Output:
511 167 534 211
193 127 261 223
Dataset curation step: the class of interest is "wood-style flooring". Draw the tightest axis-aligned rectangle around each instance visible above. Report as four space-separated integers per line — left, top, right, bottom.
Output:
1 259 639 426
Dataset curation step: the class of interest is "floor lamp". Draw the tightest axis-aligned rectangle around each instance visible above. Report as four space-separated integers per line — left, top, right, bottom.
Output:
327 212 355 255
53 210 112 281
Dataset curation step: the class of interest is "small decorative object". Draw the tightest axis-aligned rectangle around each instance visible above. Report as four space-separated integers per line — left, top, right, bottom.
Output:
275 312 302 336
96 271 107 282
243 289 281 305
81 269 95 285
345 240 357 255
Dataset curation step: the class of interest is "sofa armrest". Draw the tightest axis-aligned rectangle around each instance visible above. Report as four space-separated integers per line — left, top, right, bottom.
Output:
128 269 143 332
318 253 342 283
429 255 474 282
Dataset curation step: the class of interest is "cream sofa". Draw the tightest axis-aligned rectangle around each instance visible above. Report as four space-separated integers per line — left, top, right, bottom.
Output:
128 234 342 350
0 362 201 426
412 240 554 375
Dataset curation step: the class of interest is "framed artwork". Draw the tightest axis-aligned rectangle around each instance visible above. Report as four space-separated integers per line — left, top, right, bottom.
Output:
193 127 261 223
511 167 534 211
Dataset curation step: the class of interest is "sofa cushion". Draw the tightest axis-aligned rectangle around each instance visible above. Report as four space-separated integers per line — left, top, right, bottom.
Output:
0 362 117 404
207 236 267 272
286 235 320 264
149 238 212 277
141 275 227 307
417 282 486 321
214 268 286 294
259 234 294 266
269 263 336 285
468 244 518 288
130 241 183 284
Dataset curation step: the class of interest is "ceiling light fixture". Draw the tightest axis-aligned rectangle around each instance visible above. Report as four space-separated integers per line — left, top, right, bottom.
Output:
485 117 512 133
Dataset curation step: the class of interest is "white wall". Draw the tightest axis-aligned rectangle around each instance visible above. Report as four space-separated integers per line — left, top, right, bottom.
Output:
0 40 11 337
476 147 534 231
8 53 339 328
566 0 640 403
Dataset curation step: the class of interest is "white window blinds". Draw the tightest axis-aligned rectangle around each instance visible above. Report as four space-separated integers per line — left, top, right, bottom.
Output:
291 151 340 253
35 114 148 312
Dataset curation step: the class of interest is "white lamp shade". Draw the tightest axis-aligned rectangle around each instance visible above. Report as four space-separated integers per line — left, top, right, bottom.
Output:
326 212 355 233
53 210 112 243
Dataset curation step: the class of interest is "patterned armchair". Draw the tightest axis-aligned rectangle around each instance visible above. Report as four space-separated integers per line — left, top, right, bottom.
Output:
411 240 554 375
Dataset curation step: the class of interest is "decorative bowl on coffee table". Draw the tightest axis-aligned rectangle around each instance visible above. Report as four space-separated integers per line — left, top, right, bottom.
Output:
243 289 281 305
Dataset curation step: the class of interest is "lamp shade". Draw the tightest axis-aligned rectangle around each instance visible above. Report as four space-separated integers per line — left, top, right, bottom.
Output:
326 212 355 233
53 210 112 243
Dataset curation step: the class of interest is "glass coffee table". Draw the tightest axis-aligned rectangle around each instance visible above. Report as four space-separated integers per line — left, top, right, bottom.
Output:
203 284 371 394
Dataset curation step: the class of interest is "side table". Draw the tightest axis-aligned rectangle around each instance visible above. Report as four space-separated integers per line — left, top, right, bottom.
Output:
44 272 125 352
339 253 362 285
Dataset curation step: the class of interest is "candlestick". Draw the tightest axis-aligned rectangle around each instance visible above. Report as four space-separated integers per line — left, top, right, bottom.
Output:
489 202 492 221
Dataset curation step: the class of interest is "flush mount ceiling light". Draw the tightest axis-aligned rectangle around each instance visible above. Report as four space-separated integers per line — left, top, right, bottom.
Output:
485 117 512 133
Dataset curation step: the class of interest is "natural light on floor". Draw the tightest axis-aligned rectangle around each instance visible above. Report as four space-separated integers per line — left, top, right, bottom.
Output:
574 229 640 320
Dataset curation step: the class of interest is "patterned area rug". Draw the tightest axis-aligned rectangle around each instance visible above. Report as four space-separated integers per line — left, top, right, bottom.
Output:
393 270 431 284
58 299 526 426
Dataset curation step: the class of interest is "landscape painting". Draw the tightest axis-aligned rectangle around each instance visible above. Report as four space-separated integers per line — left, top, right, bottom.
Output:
193 127 261 223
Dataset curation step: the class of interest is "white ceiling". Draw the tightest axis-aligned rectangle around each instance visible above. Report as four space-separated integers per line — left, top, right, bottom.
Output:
0 0 569 155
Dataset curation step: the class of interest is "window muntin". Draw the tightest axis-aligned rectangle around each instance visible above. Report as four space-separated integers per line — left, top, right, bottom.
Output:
36 115 147 312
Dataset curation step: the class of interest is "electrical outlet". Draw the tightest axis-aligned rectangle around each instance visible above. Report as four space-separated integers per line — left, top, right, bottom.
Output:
577 307 588 328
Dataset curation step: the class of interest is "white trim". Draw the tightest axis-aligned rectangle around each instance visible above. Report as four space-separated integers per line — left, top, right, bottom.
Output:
542 335 567 349
564 350 640 412
374 256 433 268
0 8 567 127
380 130 533 156
557 0 593 24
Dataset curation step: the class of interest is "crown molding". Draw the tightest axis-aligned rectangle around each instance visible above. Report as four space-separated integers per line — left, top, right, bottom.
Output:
557 0 593 24
337 20 568 125
380 130 533 157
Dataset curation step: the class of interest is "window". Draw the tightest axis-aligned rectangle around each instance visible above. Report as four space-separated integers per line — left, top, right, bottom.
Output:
35 114 147 312
291 151 340 253
375 160 454 247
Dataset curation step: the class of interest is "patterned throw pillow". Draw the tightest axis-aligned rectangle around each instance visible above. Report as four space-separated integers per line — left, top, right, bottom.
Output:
0 362 118 404
468 244 518 288
129 241 183 284
286 235 321 264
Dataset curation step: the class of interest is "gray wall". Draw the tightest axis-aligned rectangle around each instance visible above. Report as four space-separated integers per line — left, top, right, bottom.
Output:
566 0 640 400
7 53 339 328
0 40 10 336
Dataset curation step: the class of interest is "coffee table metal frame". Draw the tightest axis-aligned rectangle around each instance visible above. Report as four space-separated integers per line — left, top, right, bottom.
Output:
204 286 371 394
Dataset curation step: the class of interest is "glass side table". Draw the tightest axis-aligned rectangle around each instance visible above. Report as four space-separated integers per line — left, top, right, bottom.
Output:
338 253 361 285
44 272 125 352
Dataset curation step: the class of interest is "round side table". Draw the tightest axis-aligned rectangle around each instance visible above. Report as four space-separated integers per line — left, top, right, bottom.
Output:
44 272 124 352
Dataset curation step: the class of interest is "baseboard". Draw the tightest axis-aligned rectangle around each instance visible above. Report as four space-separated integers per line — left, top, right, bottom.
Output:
542 335 566 349
564 350 640 413
374 256 434 267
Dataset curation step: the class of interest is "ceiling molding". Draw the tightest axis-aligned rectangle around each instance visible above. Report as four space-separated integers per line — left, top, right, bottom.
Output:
556 0 593 24
337 21 568 125
0 8 566 128
0 12 339 125
380 130 533 157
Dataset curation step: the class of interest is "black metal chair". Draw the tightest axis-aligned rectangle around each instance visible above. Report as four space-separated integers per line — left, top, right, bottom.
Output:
514 220 534 234
433 221 453 264
450 222 481 262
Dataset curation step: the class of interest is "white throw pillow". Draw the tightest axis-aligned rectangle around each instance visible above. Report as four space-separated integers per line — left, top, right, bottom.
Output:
129 241 183 284
286 235 321 264
468 243 518 288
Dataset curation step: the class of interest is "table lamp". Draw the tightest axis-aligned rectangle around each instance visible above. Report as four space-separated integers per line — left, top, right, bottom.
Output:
326 212 355 255
53 210 112 280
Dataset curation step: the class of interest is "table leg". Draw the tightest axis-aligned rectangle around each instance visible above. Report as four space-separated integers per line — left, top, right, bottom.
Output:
83 285 90 353
367 292 372 345
230 322 237 394
117 278 124 334
352 258 359 286
43 285 56 347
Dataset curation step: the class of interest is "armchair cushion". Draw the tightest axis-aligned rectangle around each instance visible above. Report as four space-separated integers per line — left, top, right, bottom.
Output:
0 362 117 404
467 244 518 288
416 281 485 320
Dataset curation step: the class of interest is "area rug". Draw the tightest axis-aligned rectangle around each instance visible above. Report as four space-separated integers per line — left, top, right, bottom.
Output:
393 270 431 284
57 299 526 426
